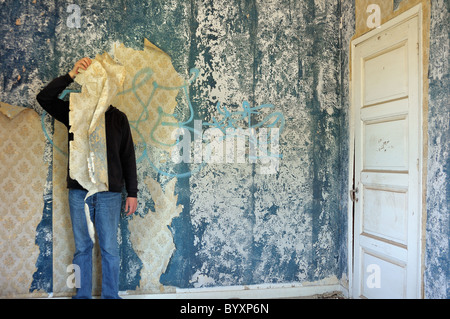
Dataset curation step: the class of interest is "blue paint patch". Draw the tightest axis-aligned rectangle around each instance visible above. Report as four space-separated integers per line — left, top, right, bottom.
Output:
393 0 403 11
263 204 278 222
29 197 53 293
30 138 53 294
0 0 61 108
119 192 143 291
160 166 197 287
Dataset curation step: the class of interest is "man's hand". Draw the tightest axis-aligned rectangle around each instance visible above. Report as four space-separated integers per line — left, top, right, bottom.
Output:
125 197 138 216
69 57 92 79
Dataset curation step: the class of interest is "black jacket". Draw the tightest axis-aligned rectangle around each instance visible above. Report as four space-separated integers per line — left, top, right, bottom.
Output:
37 73 138 197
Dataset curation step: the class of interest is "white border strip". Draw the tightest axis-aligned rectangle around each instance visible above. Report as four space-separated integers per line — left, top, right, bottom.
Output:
120 282 347 299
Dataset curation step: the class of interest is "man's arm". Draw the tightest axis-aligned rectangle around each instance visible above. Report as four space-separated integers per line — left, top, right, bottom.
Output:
36 74 72 126
120 115 138 216
36 57 92 126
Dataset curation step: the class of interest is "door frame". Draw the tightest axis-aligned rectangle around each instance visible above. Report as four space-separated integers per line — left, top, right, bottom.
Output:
347 3 425 299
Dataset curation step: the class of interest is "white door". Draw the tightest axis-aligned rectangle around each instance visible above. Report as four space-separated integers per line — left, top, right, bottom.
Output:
350 6 423 299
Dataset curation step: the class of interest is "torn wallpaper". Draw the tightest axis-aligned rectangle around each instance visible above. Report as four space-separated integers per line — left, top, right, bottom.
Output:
113 39 186 293
0 103 47 297
113 38 184 161
69 53 125 242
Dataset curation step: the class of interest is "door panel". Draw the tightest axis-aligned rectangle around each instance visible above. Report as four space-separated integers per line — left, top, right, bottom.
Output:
363 117 408 171
362 252 406 299
351 10 422 299
364 43 408 105
363 187 408 244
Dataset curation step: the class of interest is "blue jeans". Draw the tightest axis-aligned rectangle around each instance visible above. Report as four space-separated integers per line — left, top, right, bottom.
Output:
68 189 122 299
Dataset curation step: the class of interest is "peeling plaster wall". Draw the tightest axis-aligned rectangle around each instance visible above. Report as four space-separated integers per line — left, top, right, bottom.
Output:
160 0 345 287
0 0 448 299
424 0 449 300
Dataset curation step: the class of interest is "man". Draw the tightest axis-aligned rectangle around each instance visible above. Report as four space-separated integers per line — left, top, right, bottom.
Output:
37 57 138 299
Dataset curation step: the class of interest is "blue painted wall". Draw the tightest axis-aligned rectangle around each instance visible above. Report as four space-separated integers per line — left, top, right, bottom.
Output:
424 0 450 300
0 0 448 298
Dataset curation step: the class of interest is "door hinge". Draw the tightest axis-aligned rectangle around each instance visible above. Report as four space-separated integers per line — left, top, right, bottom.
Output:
350 187 359 202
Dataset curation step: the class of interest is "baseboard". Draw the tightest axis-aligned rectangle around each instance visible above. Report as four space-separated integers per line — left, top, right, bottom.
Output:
120 282 346 299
